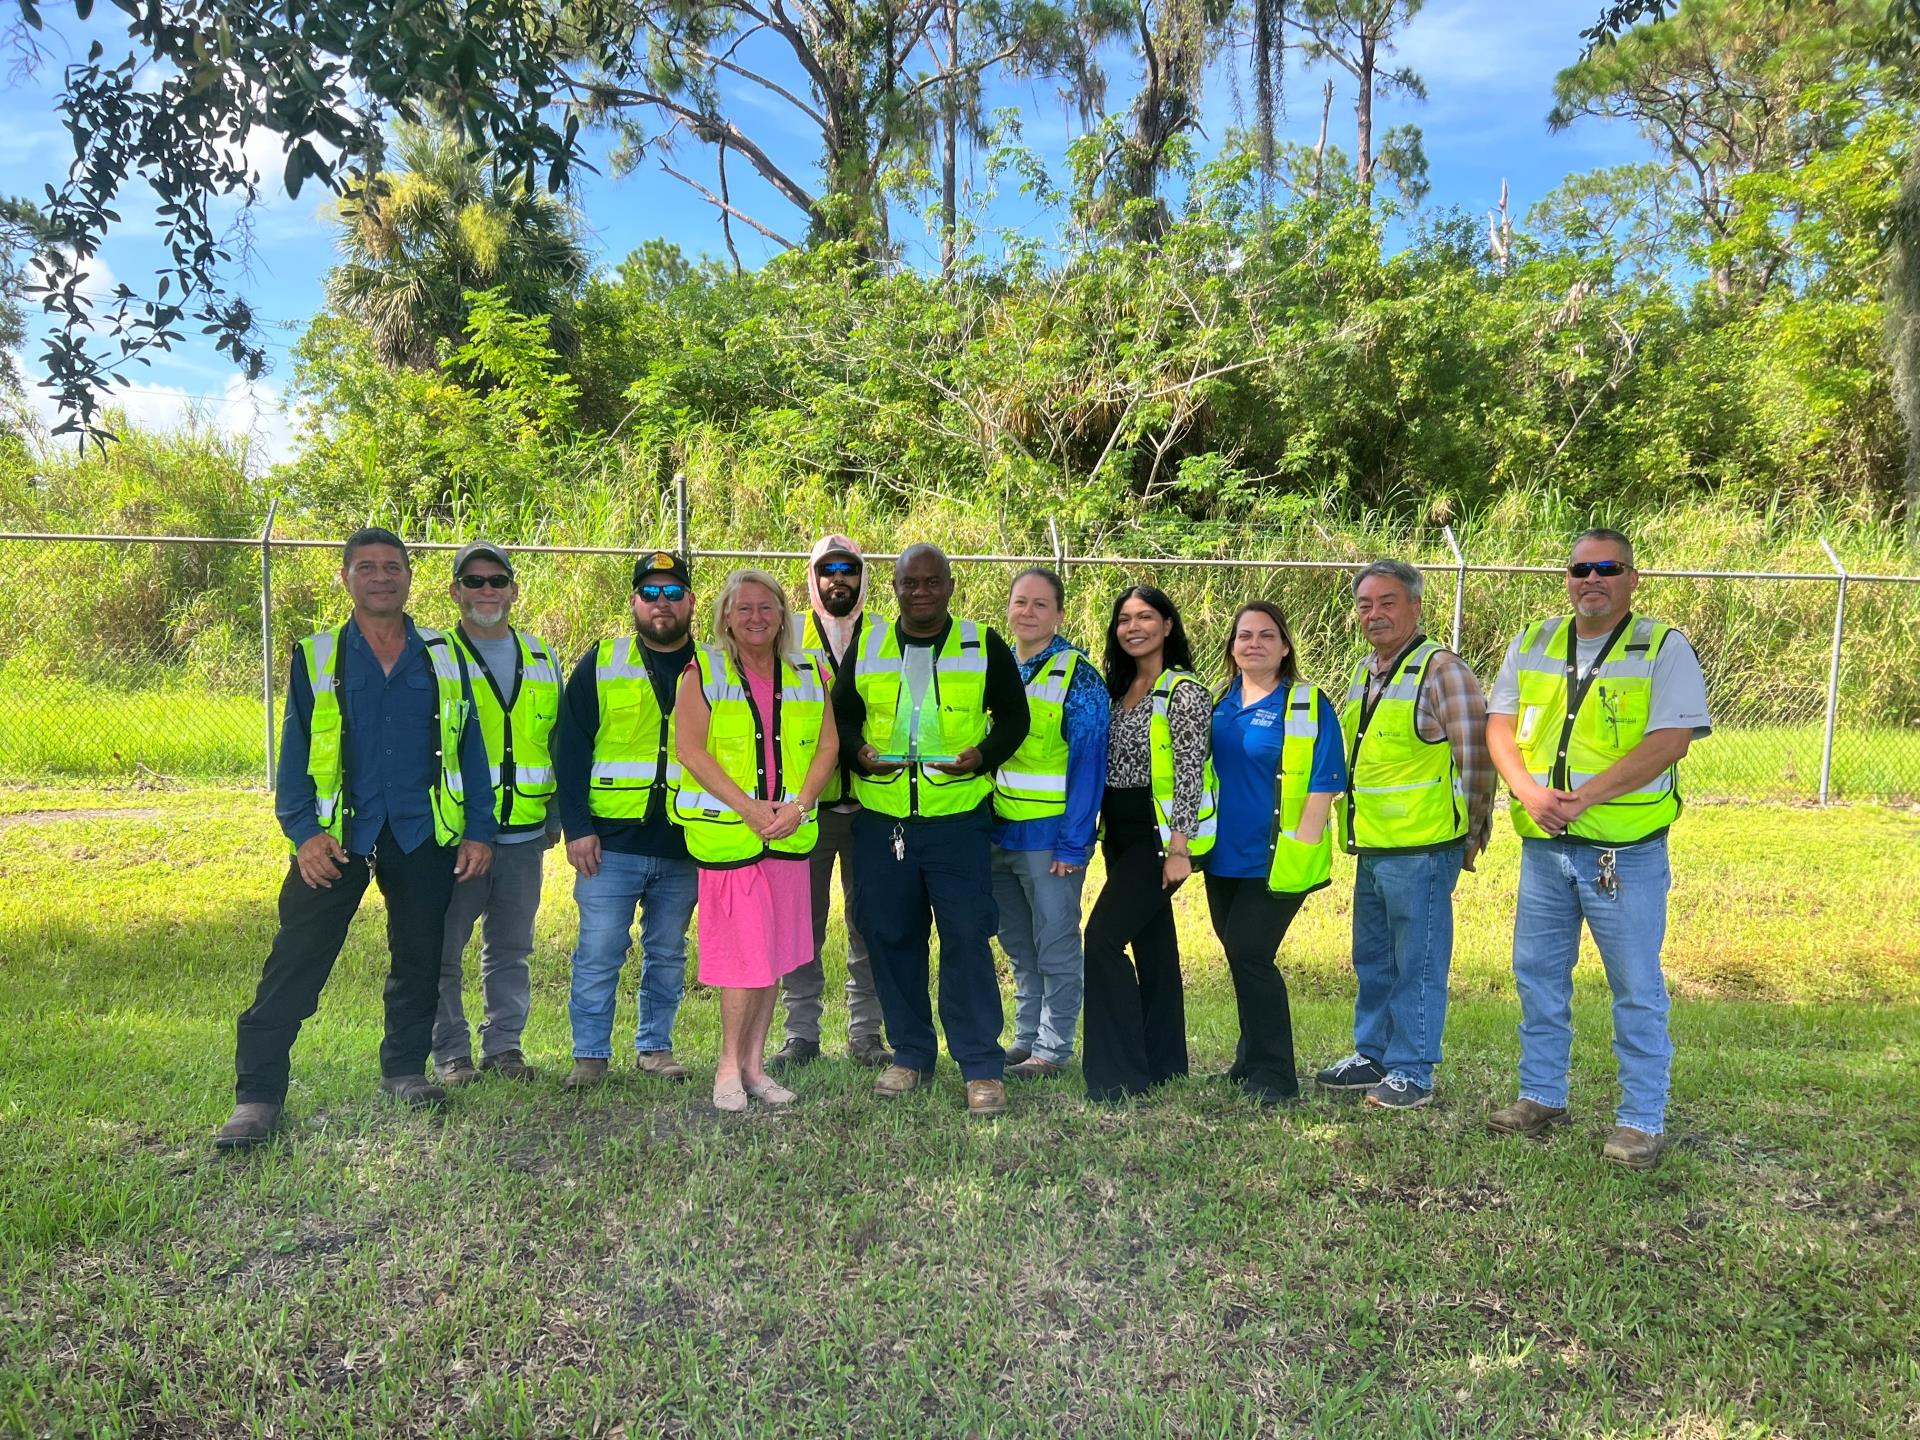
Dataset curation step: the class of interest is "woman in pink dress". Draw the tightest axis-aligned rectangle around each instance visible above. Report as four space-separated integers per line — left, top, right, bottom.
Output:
673 569 841 1111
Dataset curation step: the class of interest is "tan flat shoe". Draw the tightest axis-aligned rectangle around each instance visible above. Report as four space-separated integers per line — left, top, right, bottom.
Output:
746 1079 797 1106
712 1079 748 1113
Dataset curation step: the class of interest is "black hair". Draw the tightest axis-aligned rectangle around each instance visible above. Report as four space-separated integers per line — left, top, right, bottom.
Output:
1222 601 1302 687
342 525 409 569
1103 584 1196 699
1010 566 1065 608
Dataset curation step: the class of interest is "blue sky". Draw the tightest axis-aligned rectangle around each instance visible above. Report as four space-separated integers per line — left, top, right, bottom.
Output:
1 0 1649 467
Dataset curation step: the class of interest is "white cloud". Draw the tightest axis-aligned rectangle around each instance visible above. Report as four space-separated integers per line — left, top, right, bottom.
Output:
13 350 299 472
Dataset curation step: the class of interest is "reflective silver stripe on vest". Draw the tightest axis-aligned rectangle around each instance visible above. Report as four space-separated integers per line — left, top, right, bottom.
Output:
673 789 735 817
1285 711 1318 739
310 629 339 693
418 627 462 683
945 621 988 672
591 760 663 781
1353 777 1446 795
516 765 554 787
597 636 650 681
787 661 827 704
995 770 1068 795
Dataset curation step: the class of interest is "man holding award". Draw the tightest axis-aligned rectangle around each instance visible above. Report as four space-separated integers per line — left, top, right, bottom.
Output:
833 545 1030 1117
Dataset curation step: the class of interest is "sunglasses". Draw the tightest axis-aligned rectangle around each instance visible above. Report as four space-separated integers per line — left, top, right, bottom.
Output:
816 560 862 577
637 583 688 602
1568 561 1630 579
458 573 512 590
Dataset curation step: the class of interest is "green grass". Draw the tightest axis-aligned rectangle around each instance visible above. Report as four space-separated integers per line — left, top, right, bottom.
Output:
1 790 1917 1436
3 680 1917 806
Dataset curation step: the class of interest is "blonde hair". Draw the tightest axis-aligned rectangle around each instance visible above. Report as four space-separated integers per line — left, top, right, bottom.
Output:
711 568 801 672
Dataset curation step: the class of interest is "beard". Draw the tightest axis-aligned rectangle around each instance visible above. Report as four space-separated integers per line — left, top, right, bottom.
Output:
1573 594 1613 617
635 610 691 647
819 587 859 618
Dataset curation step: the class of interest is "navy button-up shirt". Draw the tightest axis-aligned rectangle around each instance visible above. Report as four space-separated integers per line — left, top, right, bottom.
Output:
275 616 497 855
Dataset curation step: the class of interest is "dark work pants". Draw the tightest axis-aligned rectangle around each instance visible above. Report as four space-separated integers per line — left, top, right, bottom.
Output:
1082 792 1189 1102
234 825 459 1104
851 805 1005 1081
1204 873 1307 1098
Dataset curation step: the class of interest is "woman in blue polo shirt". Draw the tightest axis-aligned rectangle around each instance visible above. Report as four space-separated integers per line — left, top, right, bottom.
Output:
1207 601 1347 1106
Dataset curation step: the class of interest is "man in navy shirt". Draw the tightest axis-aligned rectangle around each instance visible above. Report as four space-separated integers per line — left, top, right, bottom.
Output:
216 528 496 1149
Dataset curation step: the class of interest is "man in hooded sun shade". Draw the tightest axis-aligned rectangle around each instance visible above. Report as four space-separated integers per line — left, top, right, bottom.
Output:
769 535 893 1072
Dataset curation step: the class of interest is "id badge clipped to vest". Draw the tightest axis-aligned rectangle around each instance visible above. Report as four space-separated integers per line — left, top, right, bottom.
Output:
1516 704 1540 746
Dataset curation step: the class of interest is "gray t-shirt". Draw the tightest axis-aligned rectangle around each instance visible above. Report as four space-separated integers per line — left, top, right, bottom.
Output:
463 629 549 844
1489 623 1712 738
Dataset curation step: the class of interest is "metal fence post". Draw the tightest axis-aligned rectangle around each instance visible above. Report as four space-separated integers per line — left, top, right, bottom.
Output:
1442 524 1465 653
674 471 689 558
1049 517 1065 580
1818 537 1848 805
259 498 279 790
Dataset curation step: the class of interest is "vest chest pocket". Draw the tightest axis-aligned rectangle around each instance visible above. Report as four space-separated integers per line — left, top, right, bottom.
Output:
601 686 647 747
529 685 559 726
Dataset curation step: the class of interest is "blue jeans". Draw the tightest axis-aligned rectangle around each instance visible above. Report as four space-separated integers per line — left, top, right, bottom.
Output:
567 850 699 1058
991 845 1087 1064
1351 846 1463 1089
1512 836 1673 1135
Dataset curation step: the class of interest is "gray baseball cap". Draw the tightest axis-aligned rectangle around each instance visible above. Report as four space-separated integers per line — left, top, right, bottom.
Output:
452 541 515 578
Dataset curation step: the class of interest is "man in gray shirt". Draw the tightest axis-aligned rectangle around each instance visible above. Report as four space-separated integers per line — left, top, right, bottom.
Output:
1484 527 1710 1171
433 542 563 1083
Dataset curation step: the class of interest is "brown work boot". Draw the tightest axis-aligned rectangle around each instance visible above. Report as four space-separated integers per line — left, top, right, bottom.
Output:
873 1064 929 1098
768 1037 821 1074
563 1057 609 1091
847 1034 893 1069
966 1079 1009 1117
435 1056 481 1087
479 1050 536 1082
1488 1097 1570 1138
1602 1126 1664 1171
379 1074 447 1109
1007 1057 1065 1081
213 1102 282 1150
636 1050 690 1082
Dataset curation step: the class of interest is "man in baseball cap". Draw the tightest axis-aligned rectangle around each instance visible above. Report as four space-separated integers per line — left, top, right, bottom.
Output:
552 548 701 1087
430 541 561 1088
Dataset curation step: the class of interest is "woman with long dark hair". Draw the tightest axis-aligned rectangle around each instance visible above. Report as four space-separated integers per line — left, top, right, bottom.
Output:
1205 601 1346 1106
1081 585 1215 1102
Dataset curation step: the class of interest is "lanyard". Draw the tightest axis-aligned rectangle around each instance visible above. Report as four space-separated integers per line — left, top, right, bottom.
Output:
1551 612 1634 789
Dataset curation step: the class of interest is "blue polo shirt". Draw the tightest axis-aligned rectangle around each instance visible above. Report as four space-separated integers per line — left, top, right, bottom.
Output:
275 616 497 855
1210 678 1347 880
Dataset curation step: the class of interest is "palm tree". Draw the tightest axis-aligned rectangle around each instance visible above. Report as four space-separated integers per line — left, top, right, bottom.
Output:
325 125 590 369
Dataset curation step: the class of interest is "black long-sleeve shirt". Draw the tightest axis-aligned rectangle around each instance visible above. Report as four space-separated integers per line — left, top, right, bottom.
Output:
831 617 1029 823
554 638 695 857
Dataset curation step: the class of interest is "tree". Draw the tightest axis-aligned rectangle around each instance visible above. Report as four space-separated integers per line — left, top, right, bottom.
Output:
0 195 55 404
11 0 610 440
1288 0 1428 206
575 0 1086 258
325 125 589 372
1548 0 1882 298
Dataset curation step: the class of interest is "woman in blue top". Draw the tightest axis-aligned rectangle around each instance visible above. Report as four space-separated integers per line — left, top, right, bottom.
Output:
1207 601 1347 1105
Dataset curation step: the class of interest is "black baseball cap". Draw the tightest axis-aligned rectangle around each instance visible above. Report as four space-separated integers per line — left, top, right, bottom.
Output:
453 541 515 578
633 550 692 590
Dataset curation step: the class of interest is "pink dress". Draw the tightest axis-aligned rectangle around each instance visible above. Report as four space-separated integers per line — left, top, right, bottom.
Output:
696 662 816 988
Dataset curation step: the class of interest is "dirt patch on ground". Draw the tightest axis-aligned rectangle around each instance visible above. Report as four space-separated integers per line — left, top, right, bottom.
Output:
0 807 164 830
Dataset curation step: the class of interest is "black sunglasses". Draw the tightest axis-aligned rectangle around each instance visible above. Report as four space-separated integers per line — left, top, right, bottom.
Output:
1567 561 1630 579
458 573 512 590
816 559 862 577
637 583 689 602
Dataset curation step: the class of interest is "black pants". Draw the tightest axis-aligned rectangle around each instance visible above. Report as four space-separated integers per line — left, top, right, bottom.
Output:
234 826 458 1104
851 805 1005 1080
1082 789 1188 1101
1204 873 1307 1097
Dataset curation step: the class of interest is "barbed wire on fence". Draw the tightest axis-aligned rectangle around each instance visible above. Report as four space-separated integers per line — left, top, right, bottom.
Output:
1 488 1916 804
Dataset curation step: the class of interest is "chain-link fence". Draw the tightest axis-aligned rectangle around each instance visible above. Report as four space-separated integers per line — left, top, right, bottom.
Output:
1 514 1916 803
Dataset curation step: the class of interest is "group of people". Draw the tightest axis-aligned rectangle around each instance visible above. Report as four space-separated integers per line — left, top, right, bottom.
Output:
215 524 1710 1171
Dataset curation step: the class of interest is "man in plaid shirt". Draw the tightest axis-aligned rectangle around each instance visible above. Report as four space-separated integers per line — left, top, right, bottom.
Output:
1314 558 1495 1110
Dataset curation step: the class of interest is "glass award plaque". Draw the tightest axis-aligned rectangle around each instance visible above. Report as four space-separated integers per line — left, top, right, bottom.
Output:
875 645 957 764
